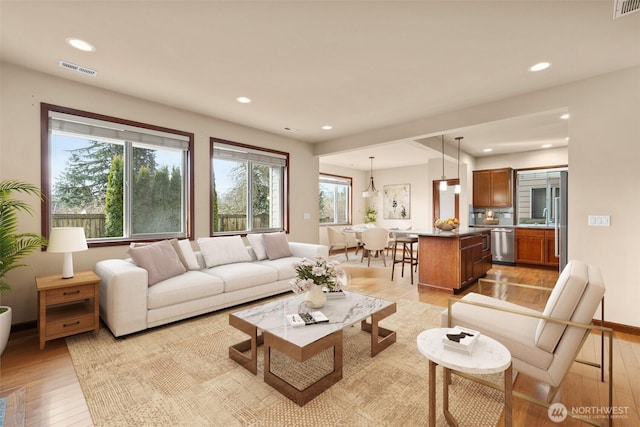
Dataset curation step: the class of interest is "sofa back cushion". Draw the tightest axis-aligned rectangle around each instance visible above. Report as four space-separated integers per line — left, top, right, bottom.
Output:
171 239 200 270
262 232 293 260
197 236 252 268
127 240 186 285
535 260 589 352
246 233 267 260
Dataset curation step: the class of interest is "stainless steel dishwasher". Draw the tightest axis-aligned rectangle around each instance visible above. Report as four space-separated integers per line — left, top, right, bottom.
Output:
490 228 515 265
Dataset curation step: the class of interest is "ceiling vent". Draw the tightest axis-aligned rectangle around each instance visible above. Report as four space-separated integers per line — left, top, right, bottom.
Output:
58 60 98 77
613 0 640 19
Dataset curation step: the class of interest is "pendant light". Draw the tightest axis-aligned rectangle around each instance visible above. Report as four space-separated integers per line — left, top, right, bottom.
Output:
362 156 379 197
439 135 448 191
454 137 463 194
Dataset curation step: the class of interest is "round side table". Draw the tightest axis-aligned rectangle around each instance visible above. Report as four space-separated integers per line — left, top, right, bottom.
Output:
417 327 512 426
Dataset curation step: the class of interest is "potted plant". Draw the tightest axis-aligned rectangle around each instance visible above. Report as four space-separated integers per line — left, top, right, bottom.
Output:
0 179 47 355
365 206 377 224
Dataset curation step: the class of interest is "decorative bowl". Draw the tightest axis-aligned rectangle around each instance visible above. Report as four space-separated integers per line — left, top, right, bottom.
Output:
435 223 459 231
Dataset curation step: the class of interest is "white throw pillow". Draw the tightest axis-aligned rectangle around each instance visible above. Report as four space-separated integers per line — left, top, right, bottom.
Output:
246 233 267 260
197 236 252 268
171 239 200 270
262 232 293 260
127 240 186 286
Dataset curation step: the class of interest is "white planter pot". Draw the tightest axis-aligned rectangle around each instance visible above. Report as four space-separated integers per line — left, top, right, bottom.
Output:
0 306 12 356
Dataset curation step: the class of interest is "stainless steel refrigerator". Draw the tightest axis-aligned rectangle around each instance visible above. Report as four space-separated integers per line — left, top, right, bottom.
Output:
554 171 568 270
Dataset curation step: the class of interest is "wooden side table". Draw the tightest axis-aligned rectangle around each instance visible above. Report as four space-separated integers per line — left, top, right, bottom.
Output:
417 327 512 427
36 271 100 350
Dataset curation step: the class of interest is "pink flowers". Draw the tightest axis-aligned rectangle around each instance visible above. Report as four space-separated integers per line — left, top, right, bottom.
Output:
289 257 346 294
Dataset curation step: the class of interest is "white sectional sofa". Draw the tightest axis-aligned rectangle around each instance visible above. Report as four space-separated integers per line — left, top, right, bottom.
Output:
95 233 328 337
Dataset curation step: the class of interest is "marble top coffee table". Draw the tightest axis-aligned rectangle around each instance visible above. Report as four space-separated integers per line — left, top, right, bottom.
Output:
417 327 512 426
229 291 396 406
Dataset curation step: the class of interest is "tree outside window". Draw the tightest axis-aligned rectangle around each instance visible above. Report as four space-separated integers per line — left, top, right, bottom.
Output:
319 174 351 225
42 104 193 243
211 139 287 234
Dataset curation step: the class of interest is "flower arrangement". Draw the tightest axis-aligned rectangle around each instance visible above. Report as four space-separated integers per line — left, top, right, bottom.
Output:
289 257 345 294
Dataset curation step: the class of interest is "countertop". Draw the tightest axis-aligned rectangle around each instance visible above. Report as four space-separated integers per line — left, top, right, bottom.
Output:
470 224 555 230
407 228 491 237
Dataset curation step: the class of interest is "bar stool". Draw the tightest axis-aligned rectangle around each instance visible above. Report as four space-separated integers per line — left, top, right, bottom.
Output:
391 236 419 284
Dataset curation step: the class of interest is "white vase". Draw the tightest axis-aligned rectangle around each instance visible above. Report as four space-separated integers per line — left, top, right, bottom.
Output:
304 285 327 309
0 306 12 356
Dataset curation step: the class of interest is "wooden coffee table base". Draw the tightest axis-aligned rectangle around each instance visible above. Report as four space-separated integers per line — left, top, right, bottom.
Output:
228 293 397 405
263 329 343 406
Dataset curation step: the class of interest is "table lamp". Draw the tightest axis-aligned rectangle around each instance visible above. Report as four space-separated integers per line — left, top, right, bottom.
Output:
47 227 88 278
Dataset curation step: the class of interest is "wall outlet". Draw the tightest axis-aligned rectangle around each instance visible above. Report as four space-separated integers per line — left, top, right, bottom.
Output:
588 215 610 226
303 213 310 220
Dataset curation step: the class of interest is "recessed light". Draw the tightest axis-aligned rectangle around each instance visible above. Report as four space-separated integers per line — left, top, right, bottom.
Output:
529 62 551 72
542 144 553 148
321 125 333 130
483 148 493 153
560 113 570 120
236 97 252 104
66 38 95 52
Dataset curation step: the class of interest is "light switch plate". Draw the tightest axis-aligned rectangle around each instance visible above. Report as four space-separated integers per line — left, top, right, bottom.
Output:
588 215 610 226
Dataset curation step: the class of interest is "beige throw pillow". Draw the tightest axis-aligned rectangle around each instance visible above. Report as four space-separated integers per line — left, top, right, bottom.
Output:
262 232 293 260
197 236 252 268
246 233 267 260
127 240 186 286
171 239 200 270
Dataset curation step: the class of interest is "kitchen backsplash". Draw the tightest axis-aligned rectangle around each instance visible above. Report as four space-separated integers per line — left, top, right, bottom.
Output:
470 207 515 226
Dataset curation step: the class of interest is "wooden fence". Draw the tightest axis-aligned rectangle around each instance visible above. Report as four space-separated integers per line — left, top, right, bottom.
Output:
52 214 106 238
53 213 271 237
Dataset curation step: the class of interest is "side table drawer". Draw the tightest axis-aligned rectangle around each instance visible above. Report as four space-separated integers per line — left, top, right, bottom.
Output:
46 284 95 304
46 314 95 337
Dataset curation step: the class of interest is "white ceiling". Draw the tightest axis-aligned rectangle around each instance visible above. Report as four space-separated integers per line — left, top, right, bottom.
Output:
1 1 638 170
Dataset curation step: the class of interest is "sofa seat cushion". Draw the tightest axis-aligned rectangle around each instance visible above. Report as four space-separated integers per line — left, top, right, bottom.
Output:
148 271 224 310
204 262 279 292
441 293 553 370
257 256 303 281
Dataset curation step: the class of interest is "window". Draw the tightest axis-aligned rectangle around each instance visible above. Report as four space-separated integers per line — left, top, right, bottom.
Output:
41 104 194 244
211 138 288 234
319 174 351 225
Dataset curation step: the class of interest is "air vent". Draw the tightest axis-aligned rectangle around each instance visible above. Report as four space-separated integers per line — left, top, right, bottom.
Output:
58 60 98 77
613 0 640 19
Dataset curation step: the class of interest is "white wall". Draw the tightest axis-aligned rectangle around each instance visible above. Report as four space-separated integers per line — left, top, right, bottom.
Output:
0 62 320 324
475 147 568 170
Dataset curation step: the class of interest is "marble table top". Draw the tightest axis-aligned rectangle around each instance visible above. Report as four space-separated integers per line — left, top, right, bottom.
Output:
417 328 511 374
231 291 394 348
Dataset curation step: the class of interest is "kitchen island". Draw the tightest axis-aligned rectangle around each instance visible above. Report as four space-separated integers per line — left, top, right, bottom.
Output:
411 228 492 293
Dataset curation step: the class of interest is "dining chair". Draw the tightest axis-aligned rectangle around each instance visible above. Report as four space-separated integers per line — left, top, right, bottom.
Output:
360 227 389 267
327 227 349 260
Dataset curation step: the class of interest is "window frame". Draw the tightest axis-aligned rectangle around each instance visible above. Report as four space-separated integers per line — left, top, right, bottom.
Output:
210 137 289 236
40 103 195 247
319 173 352 226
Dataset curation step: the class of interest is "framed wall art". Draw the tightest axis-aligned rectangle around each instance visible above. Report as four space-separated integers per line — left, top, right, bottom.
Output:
383 184 410 219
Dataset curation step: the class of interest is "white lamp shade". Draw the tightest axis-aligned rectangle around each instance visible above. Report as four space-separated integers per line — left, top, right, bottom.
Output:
47 227 88 253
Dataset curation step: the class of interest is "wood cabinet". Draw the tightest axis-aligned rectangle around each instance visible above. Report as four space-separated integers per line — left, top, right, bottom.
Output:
36 271 100 349
544 229 560 267
473 168 513 208
418 230 491 293
515 228 558 267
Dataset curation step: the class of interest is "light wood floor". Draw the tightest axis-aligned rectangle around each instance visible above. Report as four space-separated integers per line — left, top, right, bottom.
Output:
1 261 638 426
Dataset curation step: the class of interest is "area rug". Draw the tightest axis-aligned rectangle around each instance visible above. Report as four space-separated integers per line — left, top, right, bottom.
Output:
67 298 514 426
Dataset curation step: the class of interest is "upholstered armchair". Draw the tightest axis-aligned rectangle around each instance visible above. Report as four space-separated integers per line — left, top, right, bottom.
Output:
441 260 613 427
